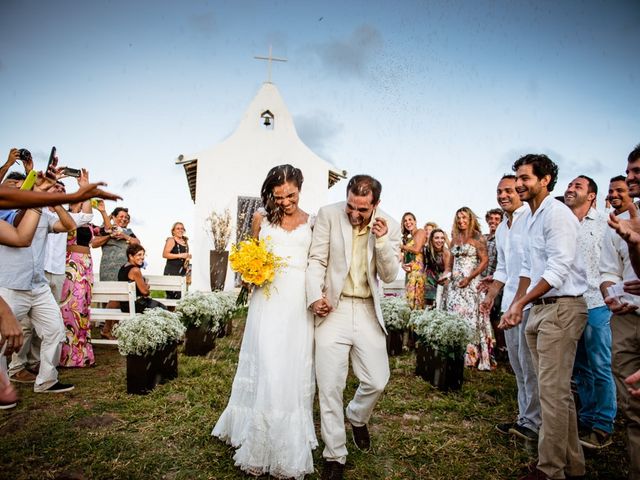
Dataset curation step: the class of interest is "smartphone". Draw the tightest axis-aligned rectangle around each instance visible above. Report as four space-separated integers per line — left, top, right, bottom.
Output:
20 170 37 191
62 167 81 178
45 146 57 179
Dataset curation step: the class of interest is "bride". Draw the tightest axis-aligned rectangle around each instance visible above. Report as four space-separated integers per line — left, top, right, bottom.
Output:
212 164 317 479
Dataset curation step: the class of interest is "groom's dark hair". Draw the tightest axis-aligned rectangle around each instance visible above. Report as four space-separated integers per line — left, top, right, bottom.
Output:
347 175 382 204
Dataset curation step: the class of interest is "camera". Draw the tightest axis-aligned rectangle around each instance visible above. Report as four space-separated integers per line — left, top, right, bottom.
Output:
18 148 32 162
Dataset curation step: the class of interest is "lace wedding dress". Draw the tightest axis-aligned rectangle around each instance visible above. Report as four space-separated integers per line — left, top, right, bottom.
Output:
212 217 317 479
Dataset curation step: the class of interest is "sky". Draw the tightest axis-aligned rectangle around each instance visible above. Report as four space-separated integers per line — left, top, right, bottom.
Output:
1 0 639 275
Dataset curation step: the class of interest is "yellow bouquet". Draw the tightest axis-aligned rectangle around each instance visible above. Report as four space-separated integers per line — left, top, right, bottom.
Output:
229 236 286 305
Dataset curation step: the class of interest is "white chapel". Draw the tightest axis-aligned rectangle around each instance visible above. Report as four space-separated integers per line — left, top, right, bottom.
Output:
177 75 346 291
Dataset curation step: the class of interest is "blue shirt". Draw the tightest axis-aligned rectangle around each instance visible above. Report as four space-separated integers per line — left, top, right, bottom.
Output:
0 212 58 290
0 209 17 224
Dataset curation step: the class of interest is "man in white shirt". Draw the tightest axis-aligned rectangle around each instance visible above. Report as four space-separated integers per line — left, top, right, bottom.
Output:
564 176 616 450
607 175 633 216
481 175 540 443
600 143 640 480
502 154 588 480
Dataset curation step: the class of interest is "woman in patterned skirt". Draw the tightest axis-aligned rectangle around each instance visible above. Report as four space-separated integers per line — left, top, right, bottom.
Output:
400 212 427 310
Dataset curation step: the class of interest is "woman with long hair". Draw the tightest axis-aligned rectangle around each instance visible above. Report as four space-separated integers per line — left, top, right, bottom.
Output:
424 228 450 308
442 206 495 370
212 164 317 479
117 244 166 313
162 222 191 299
400 212 427 310
59 171 112 367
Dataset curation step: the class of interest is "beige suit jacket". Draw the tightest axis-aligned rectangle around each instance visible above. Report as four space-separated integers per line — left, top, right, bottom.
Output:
306 201 401 334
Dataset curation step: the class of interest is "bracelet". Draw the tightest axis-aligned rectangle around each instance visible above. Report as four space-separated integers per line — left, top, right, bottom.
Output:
29 208 42 215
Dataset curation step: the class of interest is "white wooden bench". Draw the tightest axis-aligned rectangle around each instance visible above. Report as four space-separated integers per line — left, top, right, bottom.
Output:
146 275 187 308
91 281 136 346
381 278 405 297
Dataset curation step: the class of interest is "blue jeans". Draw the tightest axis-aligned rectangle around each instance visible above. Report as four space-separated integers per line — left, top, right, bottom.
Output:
572 305 617 433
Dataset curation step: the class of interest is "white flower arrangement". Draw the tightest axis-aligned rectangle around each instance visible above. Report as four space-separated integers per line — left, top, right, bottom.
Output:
206 208 232 253
411 308 474 359
380 296 411 332
114 308 186 356
175 290 238 331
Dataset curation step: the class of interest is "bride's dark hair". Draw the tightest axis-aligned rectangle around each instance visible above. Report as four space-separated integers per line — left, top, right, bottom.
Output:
260 164 304 225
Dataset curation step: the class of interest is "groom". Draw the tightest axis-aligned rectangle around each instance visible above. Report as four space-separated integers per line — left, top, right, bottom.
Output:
307 174 401 480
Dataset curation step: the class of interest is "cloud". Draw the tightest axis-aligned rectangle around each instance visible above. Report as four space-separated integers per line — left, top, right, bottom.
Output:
295 111 343 164
188 12 216 35
308 25 382 78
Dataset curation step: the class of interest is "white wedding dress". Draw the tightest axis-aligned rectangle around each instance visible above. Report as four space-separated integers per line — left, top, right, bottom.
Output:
212 216 317 479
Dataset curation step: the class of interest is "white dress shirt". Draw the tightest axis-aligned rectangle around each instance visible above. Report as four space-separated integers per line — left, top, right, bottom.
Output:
576 207 607 309
599 205 640 311
493 204 531 312
520 195 587 298
43 211 93 275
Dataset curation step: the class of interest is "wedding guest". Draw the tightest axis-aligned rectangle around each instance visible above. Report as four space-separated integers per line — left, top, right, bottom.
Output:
59 175 111 368
118 244 166 313
481 175 540 444
501 154 587 480
564 175 616 450
423 221 438 243
423 228 450 308
600 143 640 479
607 175 633 216
483 208 506 361
92 206 139 338
92 206 139 281
3 182 78 393
442 206 494 370
162 222 191 299
400 212 426 310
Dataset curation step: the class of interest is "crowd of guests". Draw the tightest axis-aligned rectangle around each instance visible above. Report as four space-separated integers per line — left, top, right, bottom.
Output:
0 148 191 409
399 145 640 480
3 142 640 479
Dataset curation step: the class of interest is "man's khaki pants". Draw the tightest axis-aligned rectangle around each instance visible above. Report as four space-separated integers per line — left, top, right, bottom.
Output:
525 297 587 479
315 297 389 464
610 312 640 480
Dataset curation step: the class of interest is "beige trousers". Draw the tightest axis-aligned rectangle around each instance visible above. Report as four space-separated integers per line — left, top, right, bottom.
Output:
315 297 390 464
525 297 587 479
610 313 640 480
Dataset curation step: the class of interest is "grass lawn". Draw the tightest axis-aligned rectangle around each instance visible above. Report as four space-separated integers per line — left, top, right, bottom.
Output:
0 315 630 479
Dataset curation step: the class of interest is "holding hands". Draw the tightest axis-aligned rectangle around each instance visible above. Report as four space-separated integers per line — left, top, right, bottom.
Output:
311 296 333 317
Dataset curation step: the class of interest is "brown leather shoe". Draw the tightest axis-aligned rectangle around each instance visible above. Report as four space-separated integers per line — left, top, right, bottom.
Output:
9 369 36 384
321 460 344 480
351 423 371 451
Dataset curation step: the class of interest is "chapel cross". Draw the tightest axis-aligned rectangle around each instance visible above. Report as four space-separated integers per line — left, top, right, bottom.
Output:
254 45 287 83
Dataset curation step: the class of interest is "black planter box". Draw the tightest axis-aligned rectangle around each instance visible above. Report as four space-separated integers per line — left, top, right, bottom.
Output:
415 342 464 392
386 330 404 356
126 353 160 395
153 342 179 383
184 326 216 356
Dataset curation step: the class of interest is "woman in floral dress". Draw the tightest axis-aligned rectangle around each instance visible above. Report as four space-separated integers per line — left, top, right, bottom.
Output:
400 212 427 310
442 207 495 370
59 179 111 367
